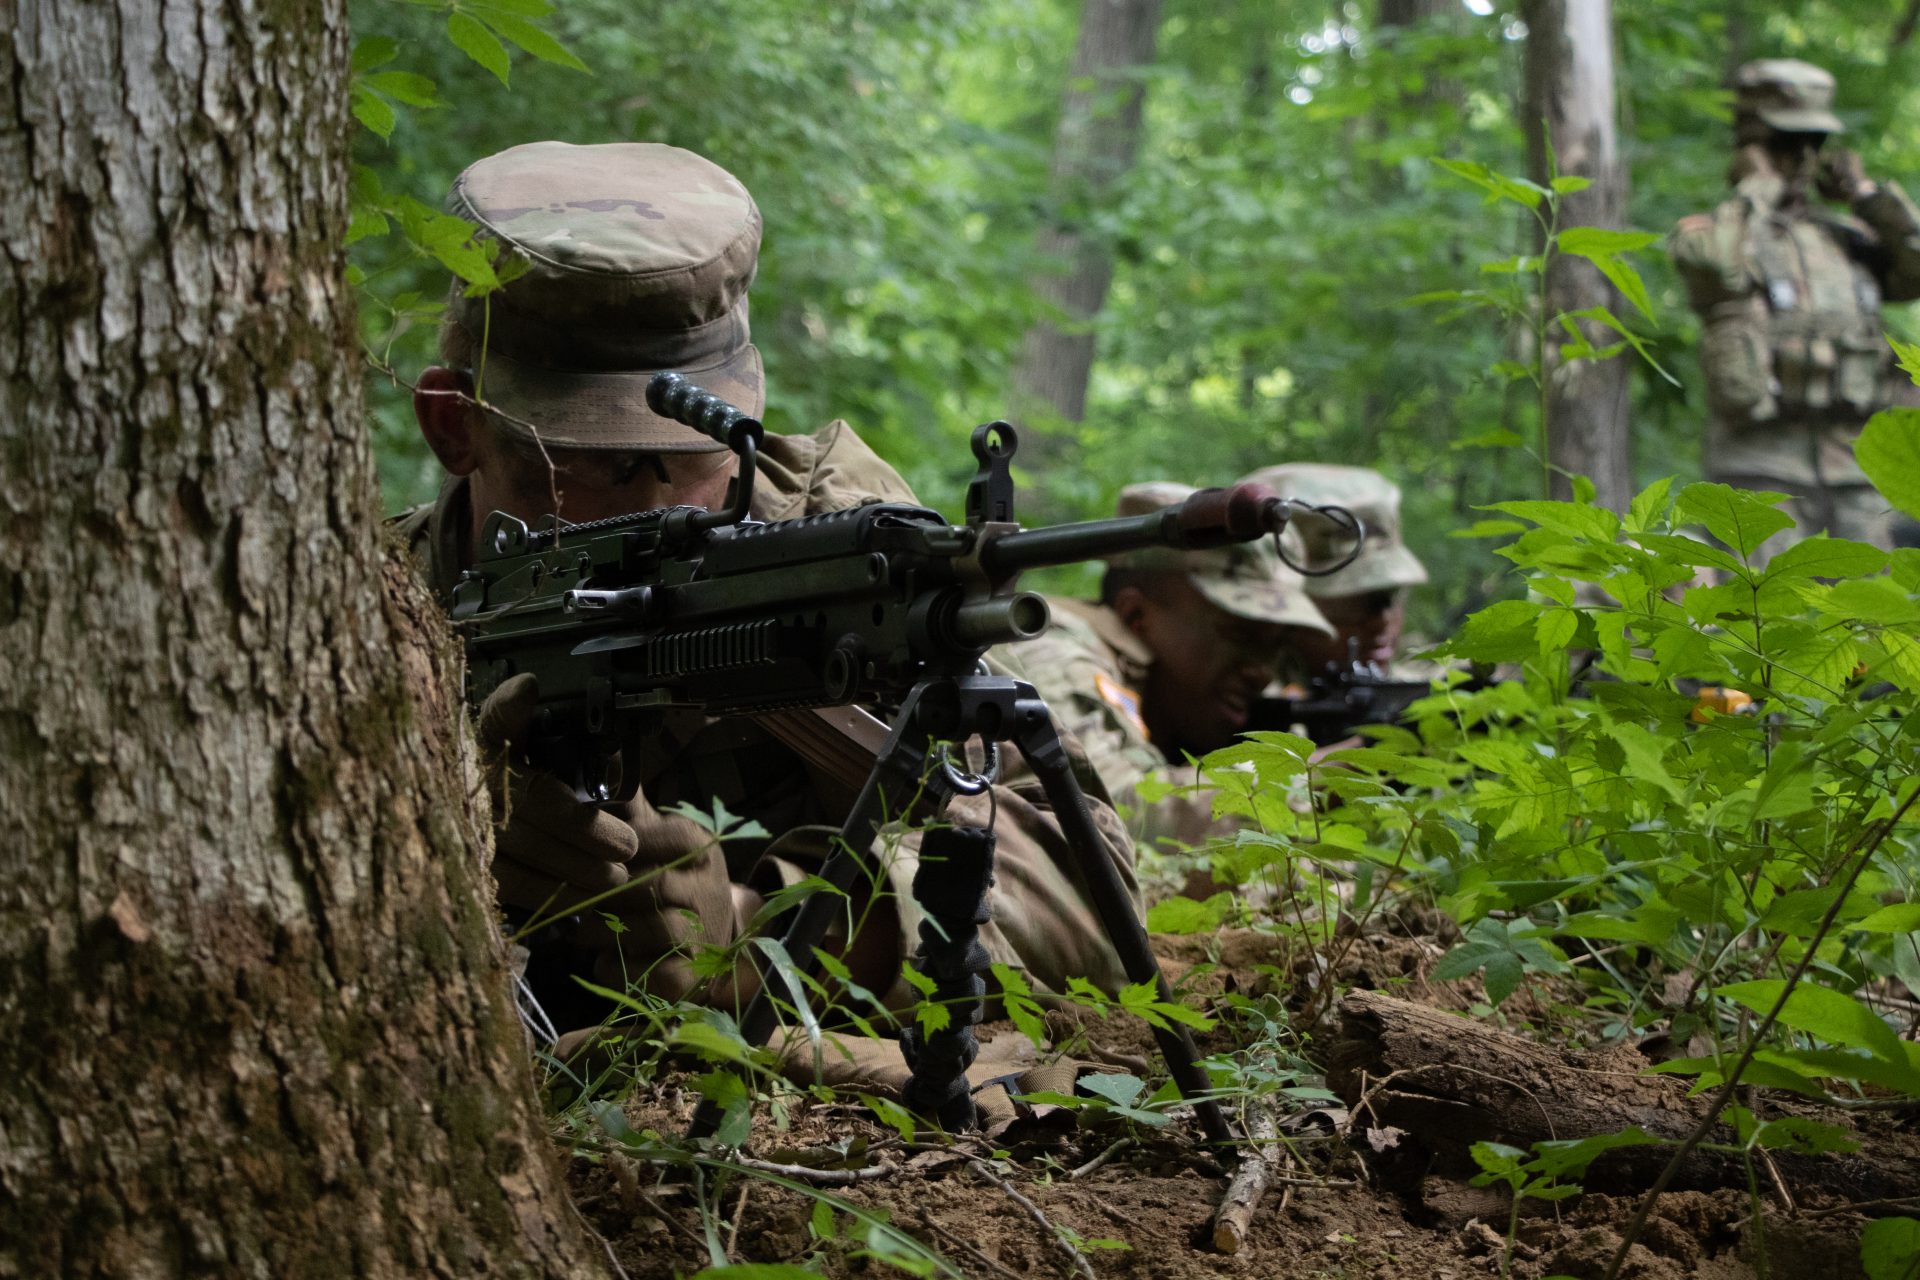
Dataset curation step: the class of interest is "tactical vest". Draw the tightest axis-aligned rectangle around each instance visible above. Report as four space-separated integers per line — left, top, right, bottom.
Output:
1704 212 1891 430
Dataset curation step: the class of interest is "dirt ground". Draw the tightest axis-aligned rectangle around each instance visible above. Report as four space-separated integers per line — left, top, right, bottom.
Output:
566 925 1916 1279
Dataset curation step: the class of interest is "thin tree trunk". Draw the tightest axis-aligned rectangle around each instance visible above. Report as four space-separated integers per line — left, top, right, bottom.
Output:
1524 0 1634 508
1011 0 1163 457
0 4 607 1276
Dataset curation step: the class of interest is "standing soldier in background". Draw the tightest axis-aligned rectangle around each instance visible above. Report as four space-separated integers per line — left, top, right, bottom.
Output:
1001 482 1336 856
1670 58 1920 557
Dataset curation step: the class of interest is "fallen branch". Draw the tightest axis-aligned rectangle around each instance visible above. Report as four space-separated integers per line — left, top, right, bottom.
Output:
1067 1137 1133 1181
969 1158 1097 1280
732 1155 897 1185
1212 1105 1281 1253
1327 991 1918 1204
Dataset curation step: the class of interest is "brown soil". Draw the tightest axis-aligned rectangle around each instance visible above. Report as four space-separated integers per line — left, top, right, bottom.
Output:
565 926 1908 1279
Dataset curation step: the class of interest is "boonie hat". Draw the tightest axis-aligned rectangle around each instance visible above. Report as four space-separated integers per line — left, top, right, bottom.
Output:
1109 482 1334 637
446 141 763 452
1241 464 1429 598
1735 59 1845 135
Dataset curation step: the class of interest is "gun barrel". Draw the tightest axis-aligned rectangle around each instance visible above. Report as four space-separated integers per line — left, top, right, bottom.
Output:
949 592 1050 647
981 482 1289 576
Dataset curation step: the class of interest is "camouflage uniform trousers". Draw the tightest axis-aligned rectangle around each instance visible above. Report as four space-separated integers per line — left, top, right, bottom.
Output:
393 420 1141 1009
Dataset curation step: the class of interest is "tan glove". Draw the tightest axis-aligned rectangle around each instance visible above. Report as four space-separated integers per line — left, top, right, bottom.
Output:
776 1030 1092 1132
477 673 736 1001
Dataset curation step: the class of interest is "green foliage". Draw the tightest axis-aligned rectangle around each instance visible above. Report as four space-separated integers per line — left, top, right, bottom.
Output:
1861 1217 1920 1280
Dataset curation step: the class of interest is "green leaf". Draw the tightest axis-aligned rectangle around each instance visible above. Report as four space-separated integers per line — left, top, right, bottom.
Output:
752 937 821 1049
447 11 512 85
1433 157 1546 209
671 1019 757 1067
1079 1073 1146 1108
1891 336 1920 386
467 0 557 14
1763 537 1889 582
349 85 396 140
351 36 399 72
1526 1127 1663 1179
1861 1216 1920 1280
1557 227 1661 321
1826 576 1920 624
481 10 591 72
1855 902 1920 933
1563 306 1680 385
1856 408 1920 521
1551 175 1593 194
1675 483 1796 558
1751 1115 1860 1155
691 1265 826 1280
1483 498 1620 541
1715 980 1906 1063
1608 722 1683 801
860 1094 917 1143
1625 476 1676 533
362 70 442 108
1145 893 1232 934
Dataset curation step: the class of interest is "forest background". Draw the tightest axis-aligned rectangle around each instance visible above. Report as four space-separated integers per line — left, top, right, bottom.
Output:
354 0 1918 641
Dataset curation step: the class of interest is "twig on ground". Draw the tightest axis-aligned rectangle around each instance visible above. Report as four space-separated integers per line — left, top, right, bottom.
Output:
916 1211 1027 1280
1213 1104 1282 1253
725 1180 750 1259
733 1155 898 1185
1068 1137 1134 1180
969 1158 1097 1280
1754 1140 1796 1215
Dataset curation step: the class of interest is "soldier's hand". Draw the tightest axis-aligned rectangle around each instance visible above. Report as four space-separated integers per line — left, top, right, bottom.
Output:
1817 148 1872 203
477 673 642 914
579 794 740 1002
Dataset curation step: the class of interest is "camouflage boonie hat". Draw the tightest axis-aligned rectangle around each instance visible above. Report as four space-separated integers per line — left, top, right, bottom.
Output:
1109 482 1333 637
1735 59 1845 135
1241 464 1429 598
446 141 763 453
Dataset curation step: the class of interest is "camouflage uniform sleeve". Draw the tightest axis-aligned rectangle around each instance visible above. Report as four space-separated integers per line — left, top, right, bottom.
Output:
997 604 1221 856
1853 180 1920 302
1670 193 1759 313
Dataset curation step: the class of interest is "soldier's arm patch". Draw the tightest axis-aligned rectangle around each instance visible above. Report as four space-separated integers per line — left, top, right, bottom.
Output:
1092 670 1150 741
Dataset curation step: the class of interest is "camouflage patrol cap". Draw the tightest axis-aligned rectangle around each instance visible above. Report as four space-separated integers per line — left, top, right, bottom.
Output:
1240 464 1429 598
446 141 763 453
1735 59 1845 135
1110 482 1334 637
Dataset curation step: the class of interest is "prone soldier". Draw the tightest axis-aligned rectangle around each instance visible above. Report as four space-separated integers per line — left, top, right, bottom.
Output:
394 141 1143 1038
1670 58 1920 557
1000 482 1337 854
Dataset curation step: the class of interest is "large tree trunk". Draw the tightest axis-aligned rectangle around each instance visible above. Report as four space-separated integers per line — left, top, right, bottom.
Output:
1011 0 1163 461
0 4 607 1276
1524 0 1634 508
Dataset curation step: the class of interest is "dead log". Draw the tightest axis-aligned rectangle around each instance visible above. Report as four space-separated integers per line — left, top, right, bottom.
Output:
1325 991 1920 1204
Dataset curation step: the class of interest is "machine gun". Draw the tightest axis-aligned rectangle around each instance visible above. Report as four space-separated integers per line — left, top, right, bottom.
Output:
454 372 1357 1140
1248 662 1432 747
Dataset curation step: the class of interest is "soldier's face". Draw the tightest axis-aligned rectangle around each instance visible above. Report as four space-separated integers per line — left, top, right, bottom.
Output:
1291 589 1405 672
1765 130 1826 188
1123 576 1293 759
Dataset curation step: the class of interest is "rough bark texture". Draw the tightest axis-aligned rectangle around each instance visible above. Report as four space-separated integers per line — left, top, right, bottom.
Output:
1524 0 1634 509
0 4 607 1276
1011 0 1162 457
1328 992 1920 1204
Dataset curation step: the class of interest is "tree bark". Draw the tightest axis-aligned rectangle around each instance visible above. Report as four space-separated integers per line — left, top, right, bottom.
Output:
1011 0 1163 457
1524 0 1634 509
0 4 608 1276
1328 992 1920 1205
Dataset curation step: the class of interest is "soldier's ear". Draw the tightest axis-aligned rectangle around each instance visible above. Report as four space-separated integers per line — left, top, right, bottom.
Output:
415 366 483 475
1112 585 1153 638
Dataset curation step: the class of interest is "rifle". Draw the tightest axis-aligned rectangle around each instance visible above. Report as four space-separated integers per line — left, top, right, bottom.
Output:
454 372 1357 1140
1248 662 1433 747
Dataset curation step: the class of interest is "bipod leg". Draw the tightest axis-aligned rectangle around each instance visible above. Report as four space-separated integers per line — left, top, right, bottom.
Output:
898 821 996 1130
687 685 944 1142
1011 692 1235 1147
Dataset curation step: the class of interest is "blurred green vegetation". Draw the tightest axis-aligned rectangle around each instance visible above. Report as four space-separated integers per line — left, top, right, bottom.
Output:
351 0 1920 636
